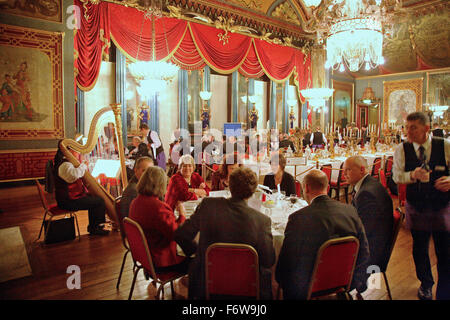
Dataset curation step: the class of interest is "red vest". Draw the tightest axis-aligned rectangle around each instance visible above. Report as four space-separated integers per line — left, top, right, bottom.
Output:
55 161 87 202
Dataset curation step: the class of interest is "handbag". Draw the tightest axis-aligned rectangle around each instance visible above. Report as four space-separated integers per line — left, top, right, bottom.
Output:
44 216 76 244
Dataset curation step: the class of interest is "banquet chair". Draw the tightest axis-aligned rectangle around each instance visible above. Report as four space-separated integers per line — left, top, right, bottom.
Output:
320 164 332 196
371 157 382 179
35 179 81 242
329 163 350 203
114 196 131 289
307 236 359 300
205 243 259 300
123 217 187 300
384 156 394 178
295 180 302 198
377 207 405 300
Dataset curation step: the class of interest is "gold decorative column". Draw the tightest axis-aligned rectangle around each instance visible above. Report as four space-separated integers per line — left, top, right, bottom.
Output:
110 103 128 189
311 46 327 129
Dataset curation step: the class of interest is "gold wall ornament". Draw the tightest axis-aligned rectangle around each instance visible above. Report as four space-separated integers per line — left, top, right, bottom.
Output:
271 1 301 26
410 12 450 68
228 0 263 12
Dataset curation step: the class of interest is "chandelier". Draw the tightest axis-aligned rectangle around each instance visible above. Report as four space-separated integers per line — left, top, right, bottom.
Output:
301 88 334 112
128 1 179 98
304 0 401 72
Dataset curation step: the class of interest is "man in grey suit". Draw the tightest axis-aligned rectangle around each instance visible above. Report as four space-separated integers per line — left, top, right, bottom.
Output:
175 167 275 299
119 156 153 219
276 169 370 299
344 156 394 295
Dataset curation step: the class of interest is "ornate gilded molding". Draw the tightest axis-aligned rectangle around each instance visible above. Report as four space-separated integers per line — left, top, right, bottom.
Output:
271 1 301 26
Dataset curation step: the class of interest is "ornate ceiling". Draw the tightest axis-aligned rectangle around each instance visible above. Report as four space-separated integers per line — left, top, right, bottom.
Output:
108 0 450 77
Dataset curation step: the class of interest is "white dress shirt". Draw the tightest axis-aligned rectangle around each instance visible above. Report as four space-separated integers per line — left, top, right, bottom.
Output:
58 161 87 183
393 135 450 184
149 130 162 157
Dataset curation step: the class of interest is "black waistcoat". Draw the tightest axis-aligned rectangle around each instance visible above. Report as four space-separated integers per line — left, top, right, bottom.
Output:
312 132 324 145
147 131 164 157
404 137 449 211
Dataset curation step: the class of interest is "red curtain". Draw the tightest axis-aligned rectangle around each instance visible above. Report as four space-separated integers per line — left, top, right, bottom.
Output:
74 0 110 91
109 4 187 61
75 2 311 93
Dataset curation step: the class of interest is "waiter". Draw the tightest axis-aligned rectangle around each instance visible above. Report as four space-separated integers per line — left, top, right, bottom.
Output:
392 112 450 300
140 123 166 171
310 126 327 149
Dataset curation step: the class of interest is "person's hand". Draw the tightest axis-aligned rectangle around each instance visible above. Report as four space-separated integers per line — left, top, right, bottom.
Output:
195 188 207 198
434 176 450 192
176 201 186 217
199 182 206 189
410 167 430 182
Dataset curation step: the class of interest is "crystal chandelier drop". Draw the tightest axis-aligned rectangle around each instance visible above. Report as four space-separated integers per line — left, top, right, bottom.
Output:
300 88 334 112
304 0 401 72
128 2 179 98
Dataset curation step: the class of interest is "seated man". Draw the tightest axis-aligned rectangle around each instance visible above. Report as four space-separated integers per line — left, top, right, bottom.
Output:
119 156 153 219
275 169 370 299
343 156 394 294
175 167 275 299
53 140 109 236
279 134 296 153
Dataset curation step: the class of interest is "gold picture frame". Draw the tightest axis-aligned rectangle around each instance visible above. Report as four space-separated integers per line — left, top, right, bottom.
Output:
0 24 64 140
332 80 354 129
383 78 423 126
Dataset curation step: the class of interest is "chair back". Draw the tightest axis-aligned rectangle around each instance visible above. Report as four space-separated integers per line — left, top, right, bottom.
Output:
114 196 129 249
320 164 332 183
123 217 157 280
379 169 387 189
307 236 359 299
385 156 393 176
338 162 347 185
205 243 259 299
35 179 49 211
295 181 302 198
371 157 382 177
397 183 406 206
381 208 405 271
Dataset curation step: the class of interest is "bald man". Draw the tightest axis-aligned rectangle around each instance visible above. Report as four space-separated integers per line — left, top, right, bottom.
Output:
344 156 394 293
275 169 369 299
119 156 154 219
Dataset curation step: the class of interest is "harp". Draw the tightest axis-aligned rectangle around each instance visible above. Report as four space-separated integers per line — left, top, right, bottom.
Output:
59 104 128 224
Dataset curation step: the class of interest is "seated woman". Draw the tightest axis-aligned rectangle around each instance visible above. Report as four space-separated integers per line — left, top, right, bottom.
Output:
263 152 296 196
165 154 210 210
131 142 153 161
210 153 242 191
129 166 189 272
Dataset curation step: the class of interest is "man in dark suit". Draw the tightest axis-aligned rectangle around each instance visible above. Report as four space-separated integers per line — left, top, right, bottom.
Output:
343 156 394 295
431 123 445 138
279 133 296 153
303 128 312 148
275 169 370 299
175 167 275 299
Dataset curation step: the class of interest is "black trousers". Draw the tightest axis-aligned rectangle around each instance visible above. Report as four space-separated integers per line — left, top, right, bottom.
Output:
410 229 450 300
58 195 106 229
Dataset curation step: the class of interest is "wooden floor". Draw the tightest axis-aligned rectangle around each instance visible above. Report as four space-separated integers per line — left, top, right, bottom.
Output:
0 181 438 300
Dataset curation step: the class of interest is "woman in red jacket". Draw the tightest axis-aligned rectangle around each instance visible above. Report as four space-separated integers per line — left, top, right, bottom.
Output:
129 166 188 272
165 154 210 210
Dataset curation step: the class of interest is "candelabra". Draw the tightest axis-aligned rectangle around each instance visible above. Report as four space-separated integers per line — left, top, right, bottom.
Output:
293 128 304 157
370 130 377 153
326 131 335 158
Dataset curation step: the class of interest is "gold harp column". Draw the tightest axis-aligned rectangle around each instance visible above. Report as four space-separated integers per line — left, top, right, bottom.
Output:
110 103 128 189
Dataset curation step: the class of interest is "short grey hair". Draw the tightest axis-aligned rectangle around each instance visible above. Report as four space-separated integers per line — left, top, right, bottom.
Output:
302 169 328 192
178 154 195 169
137 166 167 200
346 156 368 173
135 156 153 170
